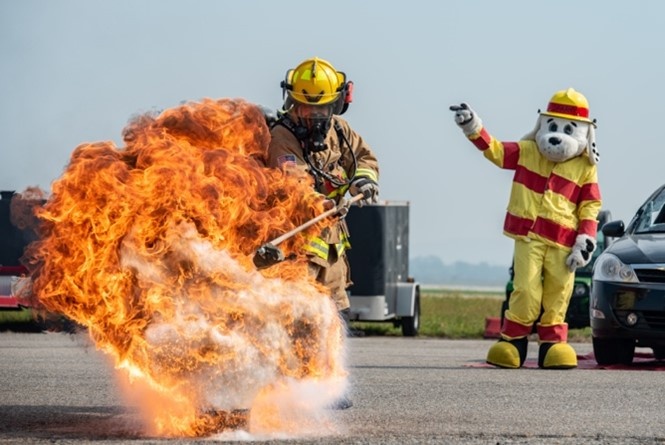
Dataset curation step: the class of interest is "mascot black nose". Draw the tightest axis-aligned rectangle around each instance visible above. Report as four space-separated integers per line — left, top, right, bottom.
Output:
548 136 561 146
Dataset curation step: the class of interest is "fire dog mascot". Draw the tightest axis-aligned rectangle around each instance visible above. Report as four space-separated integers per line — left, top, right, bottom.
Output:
450 88 601 369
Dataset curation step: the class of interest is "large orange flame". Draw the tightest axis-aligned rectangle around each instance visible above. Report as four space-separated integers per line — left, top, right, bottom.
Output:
25 98 348 437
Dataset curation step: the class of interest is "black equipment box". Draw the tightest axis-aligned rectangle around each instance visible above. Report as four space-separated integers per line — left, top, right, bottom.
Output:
345 202 410 296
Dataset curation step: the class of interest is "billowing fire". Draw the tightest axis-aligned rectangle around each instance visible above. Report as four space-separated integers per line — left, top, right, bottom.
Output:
24 98 348 437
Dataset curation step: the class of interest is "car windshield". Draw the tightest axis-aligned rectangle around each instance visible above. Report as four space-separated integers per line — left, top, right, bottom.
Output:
632 187 665 234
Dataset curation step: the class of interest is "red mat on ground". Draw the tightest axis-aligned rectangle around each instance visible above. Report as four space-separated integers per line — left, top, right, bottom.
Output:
465 352 665 370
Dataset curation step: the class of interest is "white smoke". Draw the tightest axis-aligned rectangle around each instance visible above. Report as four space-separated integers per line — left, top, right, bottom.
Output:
117 221 348 436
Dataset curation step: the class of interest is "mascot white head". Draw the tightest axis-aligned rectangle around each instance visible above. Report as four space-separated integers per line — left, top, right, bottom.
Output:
524 88 599 165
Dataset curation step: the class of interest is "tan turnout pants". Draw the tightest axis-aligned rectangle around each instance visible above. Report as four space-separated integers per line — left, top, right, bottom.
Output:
308 245 351 311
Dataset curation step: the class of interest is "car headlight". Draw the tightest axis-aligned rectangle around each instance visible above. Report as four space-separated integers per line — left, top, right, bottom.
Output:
572 282 588 297
593 253 638 283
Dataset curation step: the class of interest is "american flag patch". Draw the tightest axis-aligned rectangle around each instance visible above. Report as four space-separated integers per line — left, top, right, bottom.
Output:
277 154 297 168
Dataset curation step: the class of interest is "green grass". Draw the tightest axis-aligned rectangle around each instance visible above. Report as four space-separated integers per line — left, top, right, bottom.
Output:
2 288 592 340
0 308 78 333
0 308 47 332
350 288 592 341
418 289 503 338
0 308 36 324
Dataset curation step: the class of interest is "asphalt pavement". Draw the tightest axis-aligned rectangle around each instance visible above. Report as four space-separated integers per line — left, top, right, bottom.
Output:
1 332 664 444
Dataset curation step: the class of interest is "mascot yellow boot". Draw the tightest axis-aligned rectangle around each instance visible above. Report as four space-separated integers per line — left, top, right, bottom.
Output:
450 88 602 369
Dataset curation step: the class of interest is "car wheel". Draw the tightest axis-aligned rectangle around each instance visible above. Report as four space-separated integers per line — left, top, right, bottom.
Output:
401 290 420 337
592 336 635 365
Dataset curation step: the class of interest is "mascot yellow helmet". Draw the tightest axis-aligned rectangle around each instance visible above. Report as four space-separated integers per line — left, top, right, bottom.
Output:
540 88 594 124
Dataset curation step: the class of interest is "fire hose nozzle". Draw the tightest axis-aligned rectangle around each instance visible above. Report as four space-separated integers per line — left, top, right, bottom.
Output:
252 243 285 270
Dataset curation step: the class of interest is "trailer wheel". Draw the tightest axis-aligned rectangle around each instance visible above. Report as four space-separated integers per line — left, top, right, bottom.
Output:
401 288 420 337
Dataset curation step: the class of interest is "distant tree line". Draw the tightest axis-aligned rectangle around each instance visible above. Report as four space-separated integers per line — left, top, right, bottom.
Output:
409 255 509 286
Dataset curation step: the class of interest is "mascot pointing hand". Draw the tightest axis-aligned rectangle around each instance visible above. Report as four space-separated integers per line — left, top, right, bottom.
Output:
450 88 602 369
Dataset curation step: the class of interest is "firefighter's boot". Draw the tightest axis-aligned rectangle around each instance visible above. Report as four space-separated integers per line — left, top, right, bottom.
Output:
340 308 364 337
538 342 577 369
329 394 353 410
486 337 528 368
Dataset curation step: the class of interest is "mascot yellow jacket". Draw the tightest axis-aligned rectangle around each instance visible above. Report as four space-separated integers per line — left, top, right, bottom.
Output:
468 131 601 251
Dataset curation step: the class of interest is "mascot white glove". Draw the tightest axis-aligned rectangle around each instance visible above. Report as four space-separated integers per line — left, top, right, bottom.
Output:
565 234 597 272
449 103 483 136
349 177 379 207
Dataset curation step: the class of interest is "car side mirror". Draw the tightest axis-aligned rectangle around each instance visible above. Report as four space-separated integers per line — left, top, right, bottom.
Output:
602 220 625 238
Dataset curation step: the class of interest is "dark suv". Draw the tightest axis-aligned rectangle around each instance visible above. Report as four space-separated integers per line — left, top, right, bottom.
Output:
591 184 665 365
501 210 612 329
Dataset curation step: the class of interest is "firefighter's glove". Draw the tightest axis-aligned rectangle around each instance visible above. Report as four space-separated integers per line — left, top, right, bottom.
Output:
449 103 483 136
349 177 379 207
565 234 597 272
326 198 349 219
322 197 350 218
322 199 335 211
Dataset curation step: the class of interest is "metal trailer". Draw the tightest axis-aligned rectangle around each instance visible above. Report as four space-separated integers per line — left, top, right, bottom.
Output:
0 191 31 311
345 201 421 336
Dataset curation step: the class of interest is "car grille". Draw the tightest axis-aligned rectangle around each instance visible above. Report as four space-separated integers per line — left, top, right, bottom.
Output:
642 310 665 330
635 267 665 284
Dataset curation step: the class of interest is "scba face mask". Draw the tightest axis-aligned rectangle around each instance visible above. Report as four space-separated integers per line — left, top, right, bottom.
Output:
292 102 335 153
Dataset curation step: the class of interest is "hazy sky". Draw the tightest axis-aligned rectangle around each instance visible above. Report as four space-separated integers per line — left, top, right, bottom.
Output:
2 1 663 267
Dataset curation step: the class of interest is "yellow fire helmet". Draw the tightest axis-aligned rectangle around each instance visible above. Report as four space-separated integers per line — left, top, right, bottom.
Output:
540 88 594 124
281 57 350 114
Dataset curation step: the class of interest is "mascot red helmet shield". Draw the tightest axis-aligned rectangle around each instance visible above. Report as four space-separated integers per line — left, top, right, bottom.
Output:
540 88 593 124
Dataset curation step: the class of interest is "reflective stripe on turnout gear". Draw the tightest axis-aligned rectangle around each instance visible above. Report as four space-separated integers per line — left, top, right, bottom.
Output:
304 232 351 260
354 167 378 183
304 237 329 259
336 231 351 255
323 179 349 199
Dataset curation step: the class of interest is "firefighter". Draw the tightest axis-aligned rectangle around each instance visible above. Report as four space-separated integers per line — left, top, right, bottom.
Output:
450 88 602 369
266 57 380 325
266 57 379 410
